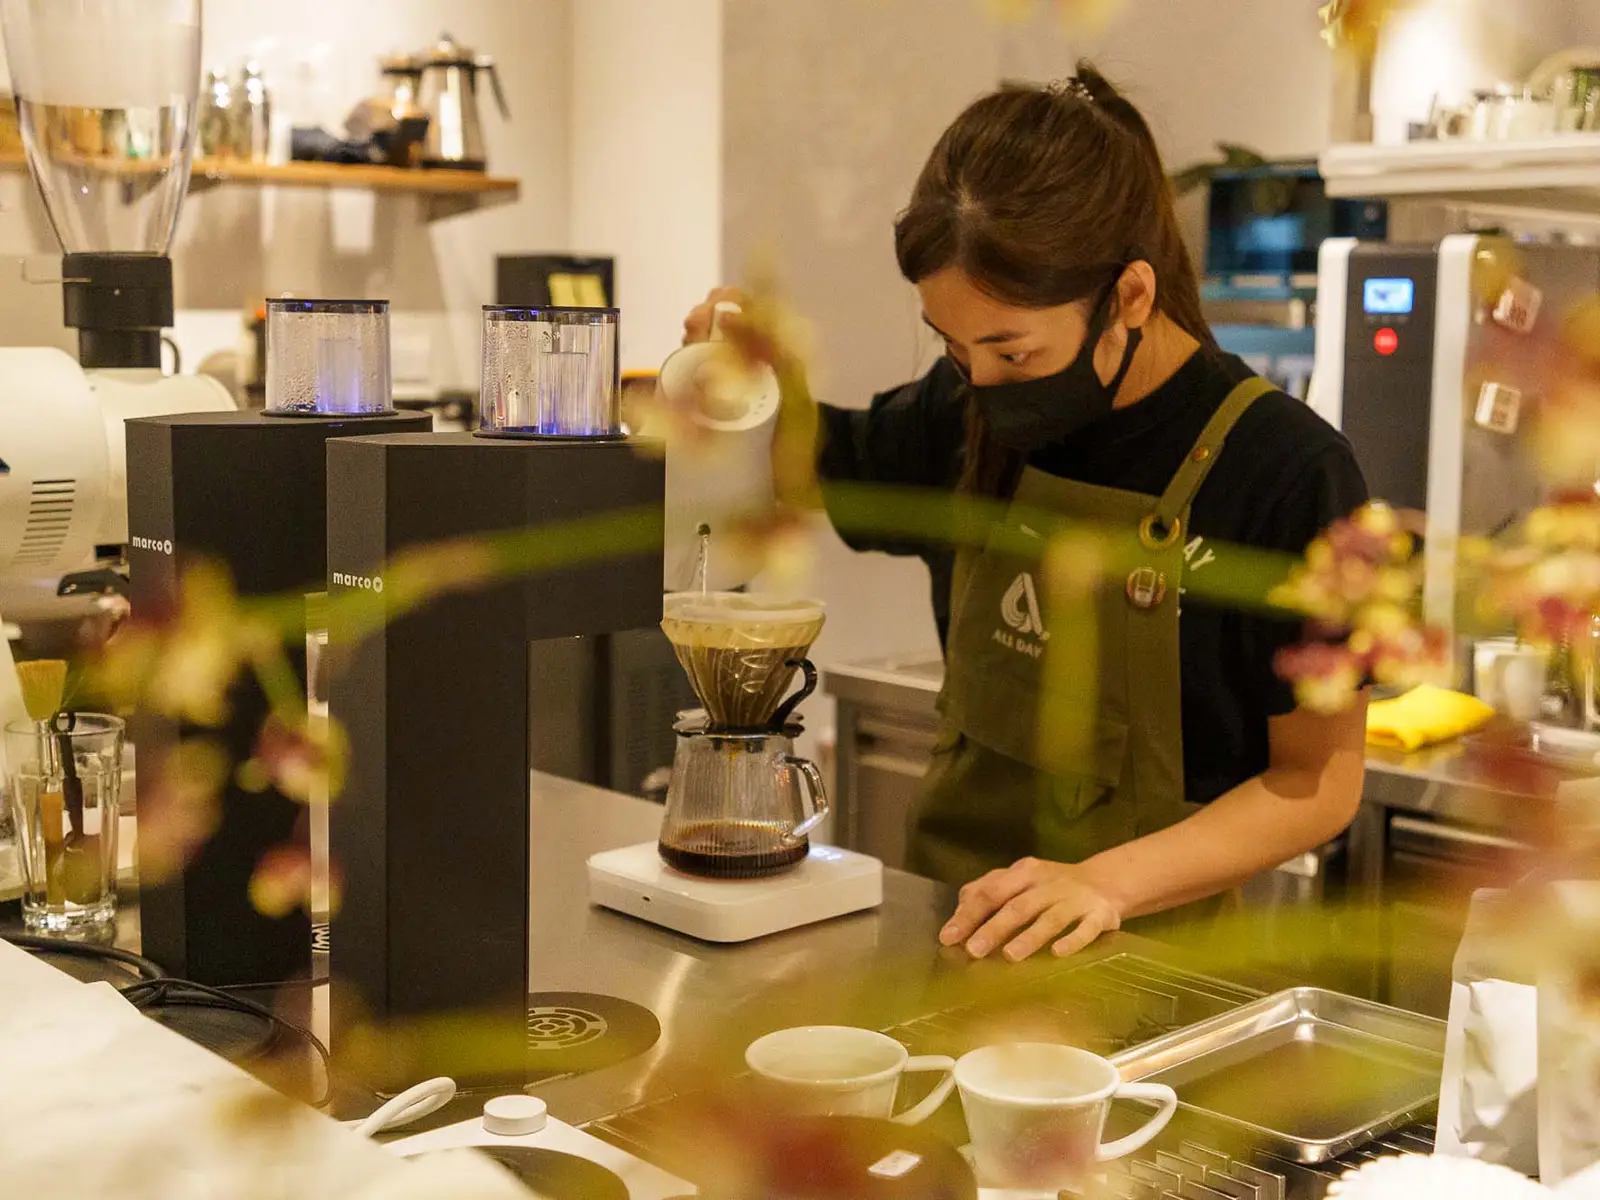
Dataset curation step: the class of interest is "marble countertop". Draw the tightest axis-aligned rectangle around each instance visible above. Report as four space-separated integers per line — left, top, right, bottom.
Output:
0 940 531 1198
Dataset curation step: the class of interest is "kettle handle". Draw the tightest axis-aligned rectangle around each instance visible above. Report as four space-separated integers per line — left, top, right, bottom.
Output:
478 55 511 119
784 754 829 838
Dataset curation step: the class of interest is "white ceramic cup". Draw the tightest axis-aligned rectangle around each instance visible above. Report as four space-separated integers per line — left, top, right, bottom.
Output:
955 1043 1178 1191
1473 638 1548 722
744 1025 956 1125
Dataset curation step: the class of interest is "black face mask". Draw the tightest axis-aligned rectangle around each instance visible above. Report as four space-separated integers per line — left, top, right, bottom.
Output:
956 289 1143 454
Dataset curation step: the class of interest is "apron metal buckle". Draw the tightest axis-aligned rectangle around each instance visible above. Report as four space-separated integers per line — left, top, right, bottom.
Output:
1138 513 1182 551
1125 566 1167 610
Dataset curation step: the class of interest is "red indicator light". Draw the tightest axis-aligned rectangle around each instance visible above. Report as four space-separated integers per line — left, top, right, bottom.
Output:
1374 328 1399 356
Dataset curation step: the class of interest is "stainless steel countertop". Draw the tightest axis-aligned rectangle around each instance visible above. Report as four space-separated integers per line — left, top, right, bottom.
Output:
823 655 942 717
5 763 1209 1131
824 655 1585 831
0 767 1426 1200
520 773 1248 1127
6 764 1377 1194
526 771 956 1124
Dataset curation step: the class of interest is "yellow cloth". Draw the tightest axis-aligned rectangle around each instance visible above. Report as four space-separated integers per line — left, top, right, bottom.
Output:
1366 685 1495 752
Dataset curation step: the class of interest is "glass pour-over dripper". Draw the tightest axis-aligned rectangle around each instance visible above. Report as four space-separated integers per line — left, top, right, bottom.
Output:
661 592 826 730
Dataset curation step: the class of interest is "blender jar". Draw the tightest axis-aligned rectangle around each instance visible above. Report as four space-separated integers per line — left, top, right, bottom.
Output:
265 299 396 417
478 306 622 439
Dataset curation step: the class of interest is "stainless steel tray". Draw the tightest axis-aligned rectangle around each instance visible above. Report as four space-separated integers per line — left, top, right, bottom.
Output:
1110 987 1445 1163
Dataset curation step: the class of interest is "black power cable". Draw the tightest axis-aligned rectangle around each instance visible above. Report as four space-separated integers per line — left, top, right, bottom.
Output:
118 977 332 1108
3 934 166 983
4 935 331 1108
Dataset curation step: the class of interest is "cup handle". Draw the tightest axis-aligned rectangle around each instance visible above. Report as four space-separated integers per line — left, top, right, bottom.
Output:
892 1055 956 1126
1096 1082 1178 1161
784 754 829 838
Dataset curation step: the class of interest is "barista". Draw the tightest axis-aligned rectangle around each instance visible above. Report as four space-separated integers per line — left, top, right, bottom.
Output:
680 66 1369 961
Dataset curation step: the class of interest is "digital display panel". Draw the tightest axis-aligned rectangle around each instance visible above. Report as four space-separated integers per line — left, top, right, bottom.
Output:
1363 277 1415 315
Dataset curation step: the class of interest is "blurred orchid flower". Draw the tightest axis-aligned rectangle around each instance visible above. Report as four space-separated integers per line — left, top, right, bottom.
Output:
90 560 275 727
132 738 230 884
238 712 349 806
1271 503 1449 712
1317 0 1406 52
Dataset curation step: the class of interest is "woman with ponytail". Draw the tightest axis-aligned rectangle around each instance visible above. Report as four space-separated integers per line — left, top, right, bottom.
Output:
683 65 1368 960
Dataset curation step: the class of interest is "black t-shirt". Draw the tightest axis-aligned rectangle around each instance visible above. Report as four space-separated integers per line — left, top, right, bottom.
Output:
817 349 1369 806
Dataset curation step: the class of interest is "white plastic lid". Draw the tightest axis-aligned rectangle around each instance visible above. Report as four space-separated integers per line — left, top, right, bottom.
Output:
482 1093 548 1136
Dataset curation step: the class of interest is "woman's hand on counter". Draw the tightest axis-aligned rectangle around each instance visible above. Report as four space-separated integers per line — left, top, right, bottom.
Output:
939 857 1126 962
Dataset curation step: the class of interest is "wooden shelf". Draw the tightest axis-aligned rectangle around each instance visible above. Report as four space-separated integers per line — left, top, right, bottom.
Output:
0 152 519 221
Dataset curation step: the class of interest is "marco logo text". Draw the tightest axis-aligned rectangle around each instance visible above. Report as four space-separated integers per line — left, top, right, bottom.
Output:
130 535 173 555
333 572 385 594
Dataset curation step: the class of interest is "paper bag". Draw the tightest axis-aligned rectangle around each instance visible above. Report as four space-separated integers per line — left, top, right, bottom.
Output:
1435 888 1540 1177
1540 882 1600 1187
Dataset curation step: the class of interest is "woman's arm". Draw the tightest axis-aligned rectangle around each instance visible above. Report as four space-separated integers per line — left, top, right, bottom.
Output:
938 696 1368 960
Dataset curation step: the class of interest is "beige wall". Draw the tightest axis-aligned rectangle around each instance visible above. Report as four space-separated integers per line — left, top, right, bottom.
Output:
570 0 723 371
722 0 1339 744
724 0 1001 712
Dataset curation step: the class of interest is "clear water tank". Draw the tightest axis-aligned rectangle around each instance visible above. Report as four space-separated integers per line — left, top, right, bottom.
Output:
478 306 623 439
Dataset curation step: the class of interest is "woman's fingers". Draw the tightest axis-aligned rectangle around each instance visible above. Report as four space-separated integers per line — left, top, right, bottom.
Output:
1051 911 1110 959
1001 900 1088 962
939 865 1033 948
681 286 750 344
967 887 1059 959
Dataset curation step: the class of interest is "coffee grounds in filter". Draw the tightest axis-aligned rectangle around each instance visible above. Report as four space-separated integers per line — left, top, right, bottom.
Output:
661 592 825 729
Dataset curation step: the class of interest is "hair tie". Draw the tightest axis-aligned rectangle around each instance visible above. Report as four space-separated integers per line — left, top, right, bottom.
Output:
1046 76 1093 103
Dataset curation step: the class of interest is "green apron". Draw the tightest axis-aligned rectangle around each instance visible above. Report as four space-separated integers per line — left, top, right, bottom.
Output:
910 377 1275 904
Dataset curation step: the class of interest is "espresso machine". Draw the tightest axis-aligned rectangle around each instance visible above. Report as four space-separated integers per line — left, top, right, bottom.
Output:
126 300 426 987
326 306 665 1087
1309 234 1600 644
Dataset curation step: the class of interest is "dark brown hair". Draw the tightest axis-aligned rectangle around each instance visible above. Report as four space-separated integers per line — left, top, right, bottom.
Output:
894 63 1214 496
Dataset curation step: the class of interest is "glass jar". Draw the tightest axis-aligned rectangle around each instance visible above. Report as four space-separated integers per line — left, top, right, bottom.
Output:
477 306 622 439
265 298 395 418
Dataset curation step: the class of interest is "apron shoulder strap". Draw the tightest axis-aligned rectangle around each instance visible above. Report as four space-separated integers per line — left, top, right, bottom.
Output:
1150 375 1277 536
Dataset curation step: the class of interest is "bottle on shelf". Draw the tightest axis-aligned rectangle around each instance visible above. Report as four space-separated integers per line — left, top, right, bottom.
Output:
233 61 272 163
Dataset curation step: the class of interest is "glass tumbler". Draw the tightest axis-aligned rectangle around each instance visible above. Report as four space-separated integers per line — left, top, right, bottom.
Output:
478 306 622 438
265 298 395 417
5 714 125 934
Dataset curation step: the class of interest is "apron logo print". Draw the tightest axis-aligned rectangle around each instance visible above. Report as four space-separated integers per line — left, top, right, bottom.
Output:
1000 573 1050 641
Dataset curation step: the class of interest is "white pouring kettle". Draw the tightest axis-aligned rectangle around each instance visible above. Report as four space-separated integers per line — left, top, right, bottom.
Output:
648 302 781 592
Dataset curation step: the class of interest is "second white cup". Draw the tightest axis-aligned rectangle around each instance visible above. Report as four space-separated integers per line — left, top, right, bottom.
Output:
1473 638 1548 722
955 1042 1177 1191
745 1025 956 1125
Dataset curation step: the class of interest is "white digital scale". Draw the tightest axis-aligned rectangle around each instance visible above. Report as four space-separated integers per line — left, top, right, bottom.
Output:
385 1094 696 1199
587 842 884 942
